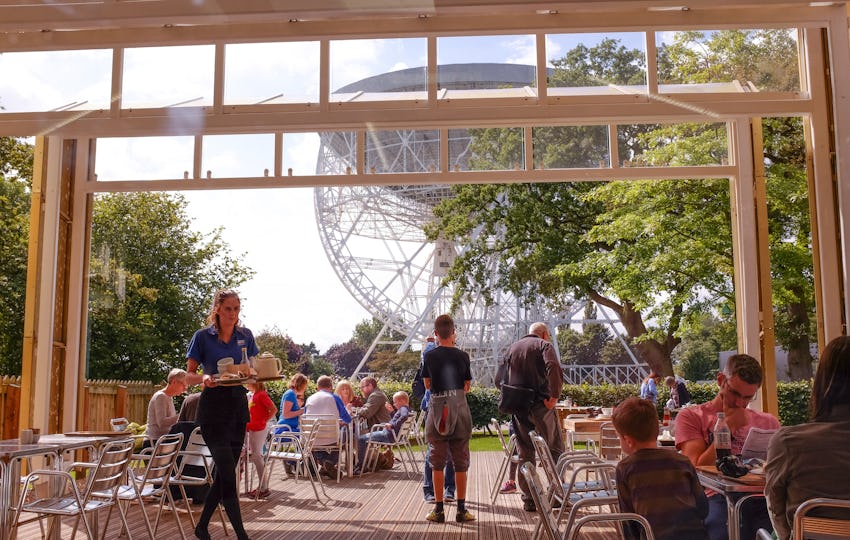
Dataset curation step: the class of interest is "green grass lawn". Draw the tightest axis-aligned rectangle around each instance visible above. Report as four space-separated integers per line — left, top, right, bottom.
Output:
411 432 592 453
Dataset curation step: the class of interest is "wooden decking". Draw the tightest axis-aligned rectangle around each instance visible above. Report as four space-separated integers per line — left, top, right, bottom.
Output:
11 451 619 539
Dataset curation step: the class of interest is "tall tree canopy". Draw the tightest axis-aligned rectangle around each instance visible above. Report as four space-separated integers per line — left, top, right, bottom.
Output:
429 29 813 378
0 137 33 374
88 192 254 381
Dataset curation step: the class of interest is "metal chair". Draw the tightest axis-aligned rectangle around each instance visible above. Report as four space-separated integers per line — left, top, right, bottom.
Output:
757 497 850 540
529 431 617 540
12 438 135 540
262 417 328 502
566 512 656 540
489 417 521 505
597 421 623 461
411 409 427 460
167 427 228 534
303 414 345 483
113 433 184 540
363 415 419 478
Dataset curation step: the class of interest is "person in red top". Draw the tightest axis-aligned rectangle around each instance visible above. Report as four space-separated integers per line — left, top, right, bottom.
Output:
245 381 277 498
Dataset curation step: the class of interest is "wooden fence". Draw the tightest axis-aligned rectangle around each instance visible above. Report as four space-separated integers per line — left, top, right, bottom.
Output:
0 377 158 436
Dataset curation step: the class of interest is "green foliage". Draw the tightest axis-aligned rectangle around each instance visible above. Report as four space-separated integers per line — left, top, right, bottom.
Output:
777 380 812 426
673 313 736 381
563 384 639 408
366 350 420 382
0 137 33 374
307 356 335 380
466 386 506 430
87 192 254 382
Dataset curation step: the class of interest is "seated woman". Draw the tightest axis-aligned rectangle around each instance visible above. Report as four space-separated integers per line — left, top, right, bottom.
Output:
335 379 363 408
354 391 410 474
765 335 850 540
275 373 308 434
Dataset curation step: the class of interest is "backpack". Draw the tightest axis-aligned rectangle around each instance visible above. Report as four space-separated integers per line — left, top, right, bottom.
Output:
411 363 426 401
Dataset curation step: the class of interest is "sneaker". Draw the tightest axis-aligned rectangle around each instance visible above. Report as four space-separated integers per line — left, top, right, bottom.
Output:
523 500 537 512
426 510 445 523
444 492 455 502
423 493 436 503
499 480 517 494
455 510 475 523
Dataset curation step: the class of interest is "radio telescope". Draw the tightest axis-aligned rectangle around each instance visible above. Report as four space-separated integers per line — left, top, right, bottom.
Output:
314 64 568 383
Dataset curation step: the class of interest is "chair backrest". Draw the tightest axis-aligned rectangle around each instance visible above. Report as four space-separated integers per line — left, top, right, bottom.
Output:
179 426 213 469
395 415 415 442
598 421 622 461
140 433 183 485
794 498 850 540
530 430 568 500
520 462 560 540
85 439 135 498
298 417 321 453
493 418 515 458
566 513 656 540
303 414 340 448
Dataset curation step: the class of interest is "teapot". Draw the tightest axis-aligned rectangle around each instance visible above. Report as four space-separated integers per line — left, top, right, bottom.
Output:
254 352 282 379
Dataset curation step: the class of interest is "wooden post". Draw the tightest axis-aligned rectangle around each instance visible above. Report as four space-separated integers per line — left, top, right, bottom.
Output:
4 384 21 439
81 382 91 431
116 384 129 423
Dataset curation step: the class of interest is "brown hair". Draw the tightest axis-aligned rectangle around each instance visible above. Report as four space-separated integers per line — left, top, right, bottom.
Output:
205 289 242 335
434 314 454 340
612 397 659 442
289 373 308 391
811 336 850 421
724 354 763 385
316 375 333 390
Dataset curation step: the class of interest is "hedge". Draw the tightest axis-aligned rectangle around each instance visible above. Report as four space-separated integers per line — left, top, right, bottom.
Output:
262 378 814 429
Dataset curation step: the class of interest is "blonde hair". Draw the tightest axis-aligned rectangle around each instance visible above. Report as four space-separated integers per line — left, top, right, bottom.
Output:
335 380 354 403
392 391 409 404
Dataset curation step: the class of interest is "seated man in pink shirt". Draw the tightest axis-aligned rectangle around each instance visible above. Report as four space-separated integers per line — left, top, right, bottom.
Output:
676 353 780 540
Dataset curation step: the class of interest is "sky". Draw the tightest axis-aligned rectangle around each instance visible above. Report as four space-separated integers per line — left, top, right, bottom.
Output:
1 31 662 352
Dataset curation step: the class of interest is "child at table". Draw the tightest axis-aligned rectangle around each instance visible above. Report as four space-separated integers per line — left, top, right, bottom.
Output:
613 397 709 540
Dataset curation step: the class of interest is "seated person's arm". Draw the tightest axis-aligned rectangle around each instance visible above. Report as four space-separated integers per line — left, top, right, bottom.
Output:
282 395 301 419
356 393 383 420
676 410 716 467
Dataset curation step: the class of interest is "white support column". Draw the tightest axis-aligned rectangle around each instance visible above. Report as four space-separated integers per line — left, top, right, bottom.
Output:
729 119 761 356
30 136 64 432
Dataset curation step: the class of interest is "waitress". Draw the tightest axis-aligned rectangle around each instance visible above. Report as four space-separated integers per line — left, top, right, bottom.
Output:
186 289 257 540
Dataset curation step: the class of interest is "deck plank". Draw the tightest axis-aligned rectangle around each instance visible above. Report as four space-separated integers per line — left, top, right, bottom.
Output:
11 451 619 539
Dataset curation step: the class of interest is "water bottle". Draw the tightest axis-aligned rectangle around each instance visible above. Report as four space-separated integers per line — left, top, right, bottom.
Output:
714 412 732 459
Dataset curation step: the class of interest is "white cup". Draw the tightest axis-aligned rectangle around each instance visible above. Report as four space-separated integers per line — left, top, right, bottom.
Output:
20 429 33 444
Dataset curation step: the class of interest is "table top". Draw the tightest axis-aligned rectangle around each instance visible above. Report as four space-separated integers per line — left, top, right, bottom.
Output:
697 465 765 493
563 417 612 432
0 441 62 461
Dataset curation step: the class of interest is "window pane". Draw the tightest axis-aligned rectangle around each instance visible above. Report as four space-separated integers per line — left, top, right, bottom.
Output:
533 126 609 168
546 32 647 95
0 50 112 113
617 123 728 167
122 45 215 108
94 137 195 181
437 35 535 99
330 38 426 101
456 127 526 172
224 42 320 104
365 129 439 174
202 134 275 178
317 132 357 175
282 133 322 176
656 29 800 92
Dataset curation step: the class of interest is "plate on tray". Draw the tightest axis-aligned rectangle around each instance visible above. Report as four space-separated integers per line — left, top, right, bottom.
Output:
213 374 250 386
255 375 285 382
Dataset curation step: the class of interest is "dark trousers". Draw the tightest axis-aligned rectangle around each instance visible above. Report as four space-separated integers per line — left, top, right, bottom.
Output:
198 422 248 539
512 403 565 503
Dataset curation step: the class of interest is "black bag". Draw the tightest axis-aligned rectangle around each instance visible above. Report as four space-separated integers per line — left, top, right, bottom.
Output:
412 362 426 401
497 358 535 416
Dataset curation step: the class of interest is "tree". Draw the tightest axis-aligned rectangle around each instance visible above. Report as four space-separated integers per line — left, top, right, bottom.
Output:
324 340 365 377
88 192 254 381
429 30 811 378
0 137 33 374
366 350 420 381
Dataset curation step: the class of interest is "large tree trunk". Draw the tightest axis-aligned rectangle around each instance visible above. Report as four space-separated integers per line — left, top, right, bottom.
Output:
783 297 814 380
587 291 681 376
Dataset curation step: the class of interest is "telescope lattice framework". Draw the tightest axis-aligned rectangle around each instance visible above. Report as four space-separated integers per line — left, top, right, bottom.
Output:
314 64 568 383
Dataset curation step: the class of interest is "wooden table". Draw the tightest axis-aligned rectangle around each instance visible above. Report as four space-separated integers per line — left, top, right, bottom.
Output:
697 465 766 540
562 417 611 448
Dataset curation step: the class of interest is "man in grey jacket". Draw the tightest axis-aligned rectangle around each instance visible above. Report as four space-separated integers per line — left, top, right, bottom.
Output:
497 322 564 512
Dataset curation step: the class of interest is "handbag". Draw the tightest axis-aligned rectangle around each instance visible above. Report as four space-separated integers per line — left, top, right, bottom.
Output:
497 359 535 416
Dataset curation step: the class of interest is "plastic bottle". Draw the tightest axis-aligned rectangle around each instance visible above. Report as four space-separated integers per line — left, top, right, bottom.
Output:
714 412 732 459
663 408 671 426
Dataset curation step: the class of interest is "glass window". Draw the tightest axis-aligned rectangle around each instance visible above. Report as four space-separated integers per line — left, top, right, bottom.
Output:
656 29 800 92
617 122 728 167
533 126 610 168
365 129 439 174
202 134 275 178
330 38 427 100
437 35 536 99
546 32 646 95
316 132 358 175
0 49 112 113
282 133 322 176
224 42 320 105
94 137 195 181
454 127 526 171
122 45 215 108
